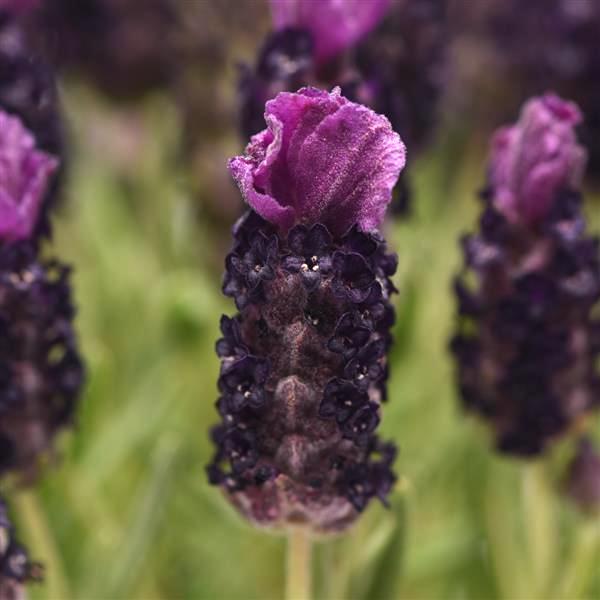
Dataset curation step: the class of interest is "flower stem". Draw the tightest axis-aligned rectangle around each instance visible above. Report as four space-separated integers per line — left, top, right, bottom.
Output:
286 528 312 600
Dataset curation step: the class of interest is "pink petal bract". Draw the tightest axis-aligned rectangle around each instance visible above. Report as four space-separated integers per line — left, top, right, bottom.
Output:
228 87 405 235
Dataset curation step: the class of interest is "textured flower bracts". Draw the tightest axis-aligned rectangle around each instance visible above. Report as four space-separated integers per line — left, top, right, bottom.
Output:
451 94 600 456
0 243 84 477
207 89 404 532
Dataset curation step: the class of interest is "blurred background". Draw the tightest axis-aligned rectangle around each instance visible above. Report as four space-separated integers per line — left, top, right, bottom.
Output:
3 0 600 598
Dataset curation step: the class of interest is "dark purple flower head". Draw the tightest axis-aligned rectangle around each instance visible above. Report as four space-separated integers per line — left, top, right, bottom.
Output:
451 95 600 458
0 110 58 243
565 438 600 514
270 0 390 64
208 207 399 532
489 94 586 226
0 496 42 598
0 243 84 478
228 87 406 235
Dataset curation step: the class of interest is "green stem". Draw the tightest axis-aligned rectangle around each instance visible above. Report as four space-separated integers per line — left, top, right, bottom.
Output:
286 528 312 600
14 489 70 600
522 462 555 596
557 521 600 600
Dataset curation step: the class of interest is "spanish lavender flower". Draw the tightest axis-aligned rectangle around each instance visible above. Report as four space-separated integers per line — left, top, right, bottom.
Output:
0 497 41 599
238 0 447 216
565 438 600 514
451 94 600 457
207 88 405 532
0 241 84 478
0 11 64 239
466 0 600 179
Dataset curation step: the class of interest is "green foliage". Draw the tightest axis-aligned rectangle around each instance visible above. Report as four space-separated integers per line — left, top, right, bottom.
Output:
10 93 600 600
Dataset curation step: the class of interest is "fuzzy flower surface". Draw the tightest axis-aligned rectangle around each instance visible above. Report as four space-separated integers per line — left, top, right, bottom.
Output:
270 0 390 64
451 94 600 457
0 111 58 242
490 94 586 225
209 89 404 532
229 87 405 235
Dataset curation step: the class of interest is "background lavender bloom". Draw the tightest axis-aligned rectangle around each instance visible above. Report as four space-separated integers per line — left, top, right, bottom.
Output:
0 111 59 242
208 89 403 532
0 242 84 478
270 0 390 64
451 95 600 456
0 11 64 239
0 497 41 599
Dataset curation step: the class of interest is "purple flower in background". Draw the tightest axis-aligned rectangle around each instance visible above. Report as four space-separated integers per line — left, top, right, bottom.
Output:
0 11 64 240
229 87 405 235
451 95 600 457
208 90 403 532
0 242 84 478
0 111 58 242
270 0 390 64
489 94 586 226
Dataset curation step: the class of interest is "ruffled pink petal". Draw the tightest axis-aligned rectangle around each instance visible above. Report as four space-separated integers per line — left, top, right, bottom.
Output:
228 87 405 234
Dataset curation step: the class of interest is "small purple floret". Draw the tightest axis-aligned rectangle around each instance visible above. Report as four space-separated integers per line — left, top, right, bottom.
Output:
0 110 58 242
489 93 587 225
270 0 390 64
228 87 405 235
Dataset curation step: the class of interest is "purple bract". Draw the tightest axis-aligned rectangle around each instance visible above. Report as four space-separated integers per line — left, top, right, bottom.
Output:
0 110 58 242
228 87 405 235
489 93 586 226
270 0 390 63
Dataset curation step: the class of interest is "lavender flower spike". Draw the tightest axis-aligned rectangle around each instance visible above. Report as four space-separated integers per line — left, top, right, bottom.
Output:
489 94 586 226
0 110 58 242
451 94 600 457
270 0 390 64
209 89 404 532
229 87 405 235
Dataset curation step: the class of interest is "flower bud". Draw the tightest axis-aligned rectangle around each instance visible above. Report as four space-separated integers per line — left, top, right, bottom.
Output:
451 94 600 456
207 89 404 532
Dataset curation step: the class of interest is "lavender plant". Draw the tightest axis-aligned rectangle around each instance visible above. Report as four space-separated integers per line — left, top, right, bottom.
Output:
239 0 447 216
451 94 600 457
207 87 405 540
0 109 84 479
